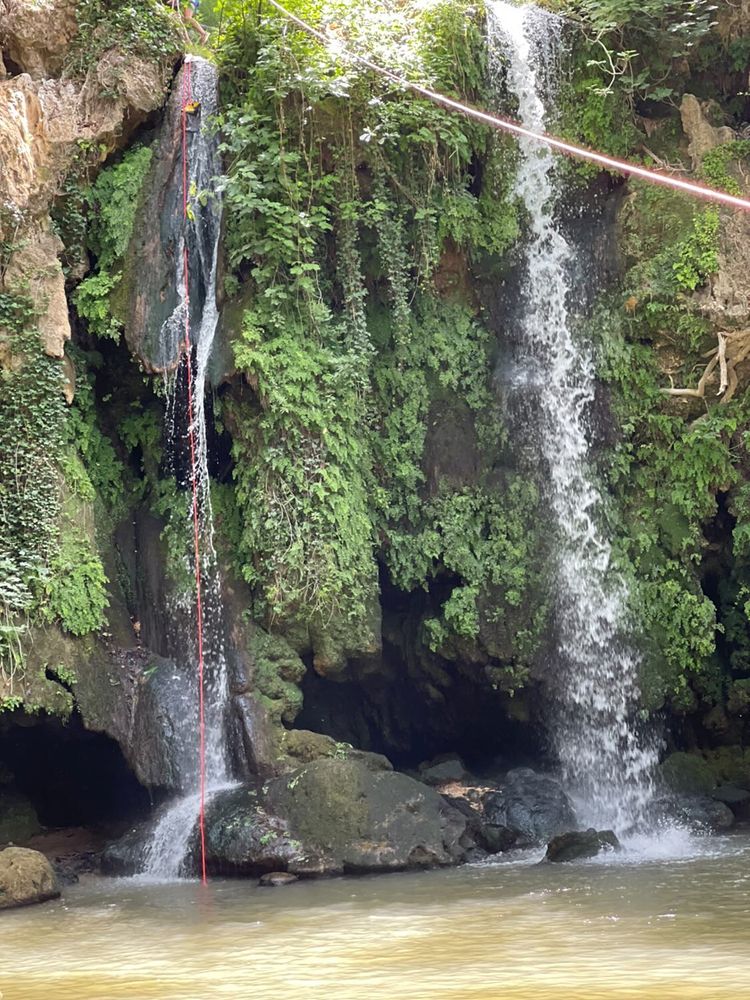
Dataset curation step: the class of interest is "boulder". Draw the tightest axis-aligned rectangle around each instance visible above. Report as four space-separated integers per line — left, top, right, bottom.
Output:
279 729 392 772
710 784 750 806
545 829 620 863
419 755 468 786
264 758 471 875
201 785 309 877
443 794 516 855
675 796 735 833
483 769 577 846
0 847 59 909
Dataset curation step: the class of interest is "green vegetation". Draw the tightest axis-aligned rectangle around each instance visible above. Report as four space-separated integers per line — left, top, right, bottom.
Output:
74 146 153 342
213 0 533 670
66 0 182 77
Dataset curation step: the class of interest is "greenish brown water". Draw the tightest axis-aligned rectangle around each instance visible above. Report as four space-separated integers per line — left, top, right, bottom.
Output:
2 834 750 1000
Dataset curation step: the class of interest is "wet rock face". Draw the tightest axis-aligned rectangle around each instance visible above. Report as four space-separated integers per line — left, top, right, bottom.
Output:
104 754 474 879
545 829 620 863
202 785 308 877
482 768 577 846
0 846 59 909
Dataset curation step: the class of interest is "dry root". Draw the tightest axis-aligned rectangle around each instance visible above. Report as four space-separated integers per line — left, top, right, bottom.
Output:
661 329 750 405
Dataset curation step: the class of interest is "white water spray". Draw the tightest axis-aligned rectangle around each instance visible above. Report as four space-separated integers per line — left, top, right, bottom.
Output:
487 3 657 832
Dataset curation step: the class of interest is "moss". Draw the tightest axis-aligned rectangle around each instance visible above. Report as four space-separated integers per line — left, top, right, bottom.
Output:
247 625 306 725
658 751 716 796
74 146 154 343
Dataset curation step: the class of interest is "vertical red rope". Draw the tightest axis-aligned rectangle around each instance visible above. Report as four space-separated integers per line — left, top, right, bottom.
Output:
180 59 208 886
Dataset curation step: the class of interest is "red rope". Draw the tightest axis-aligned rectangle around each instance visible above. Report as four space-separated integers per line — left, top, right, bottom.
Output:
180 58 208 886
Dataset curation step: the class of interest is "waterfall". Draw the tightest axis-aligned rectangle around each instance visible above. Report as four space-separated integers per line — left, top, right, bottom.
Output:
487 3 657 832
141 57 235 879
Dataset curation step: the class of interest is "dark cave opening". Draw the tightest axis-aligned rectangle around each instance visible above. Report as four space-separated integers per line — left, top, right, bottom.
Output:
0 711 150 831
295 565 545 772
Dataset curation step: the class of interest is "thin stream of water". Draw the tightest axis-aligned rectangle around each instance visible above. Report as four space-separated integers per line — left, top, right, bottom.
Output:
141 56 233 879
487 2 657 832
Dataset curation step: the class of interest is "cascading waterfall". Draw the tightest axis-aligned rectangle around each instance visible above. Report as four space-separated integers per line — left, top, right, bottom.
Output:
487 2 657 832
141 57 235 879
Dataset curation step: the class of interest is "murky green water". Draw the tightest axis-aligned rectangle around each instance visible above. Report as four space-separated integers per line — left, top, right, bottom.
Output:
2 834 750 1000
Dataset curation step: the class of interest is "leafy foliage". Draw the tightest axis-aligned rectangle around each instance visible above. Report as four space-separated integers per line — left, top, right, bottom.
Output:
66 0 182 77
74 146 153 341
214 0 525 656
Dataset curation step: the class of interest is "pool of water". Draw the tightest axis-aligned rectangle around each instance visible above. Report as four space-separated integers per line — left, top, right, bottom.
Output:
3 833 750 1000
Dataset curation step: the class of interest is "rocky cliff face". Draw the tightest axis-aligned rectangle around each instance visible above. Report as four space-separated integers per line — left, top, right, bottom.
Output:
3 0 750 855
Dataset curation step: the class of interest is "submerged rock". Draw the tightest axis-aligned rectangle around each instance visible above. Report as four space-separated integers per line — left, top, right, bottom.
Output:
0 847 59 909
483 769 577 846
258 871 298 887
545 829 620 863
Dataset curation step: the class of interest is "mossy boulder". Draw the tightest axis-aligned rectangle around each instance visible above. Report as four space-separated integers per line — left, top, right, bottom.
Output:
264 758 471 874
0 847 59 909
202 786 308 876
278 729 392 771
658 752 716 796
703 747 750 788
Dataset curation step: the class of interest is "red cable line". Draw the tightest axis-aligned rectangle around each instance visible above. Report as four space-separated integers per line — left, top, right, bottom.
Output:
266 0 750 214
180 58 208 886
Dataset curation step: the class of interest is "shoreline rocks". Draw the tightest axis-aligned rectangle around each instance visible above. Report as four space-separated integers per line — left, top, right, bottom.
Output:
545 829 620 863
0 847 60 909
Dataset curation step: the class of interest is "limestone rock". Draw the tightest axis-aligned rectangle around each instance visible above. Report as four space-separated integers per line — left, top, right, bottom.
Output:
482 769 577 846
679 94 735 171
4 223 69 356
545 828 620 863
0 0 78 79
0 846 59 909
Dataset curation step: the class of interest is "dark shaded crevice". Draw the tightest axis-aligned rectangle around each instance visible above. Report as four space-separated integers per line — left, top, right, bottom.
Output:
295 563 545 770
1 52 24 76
0 711 150 828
